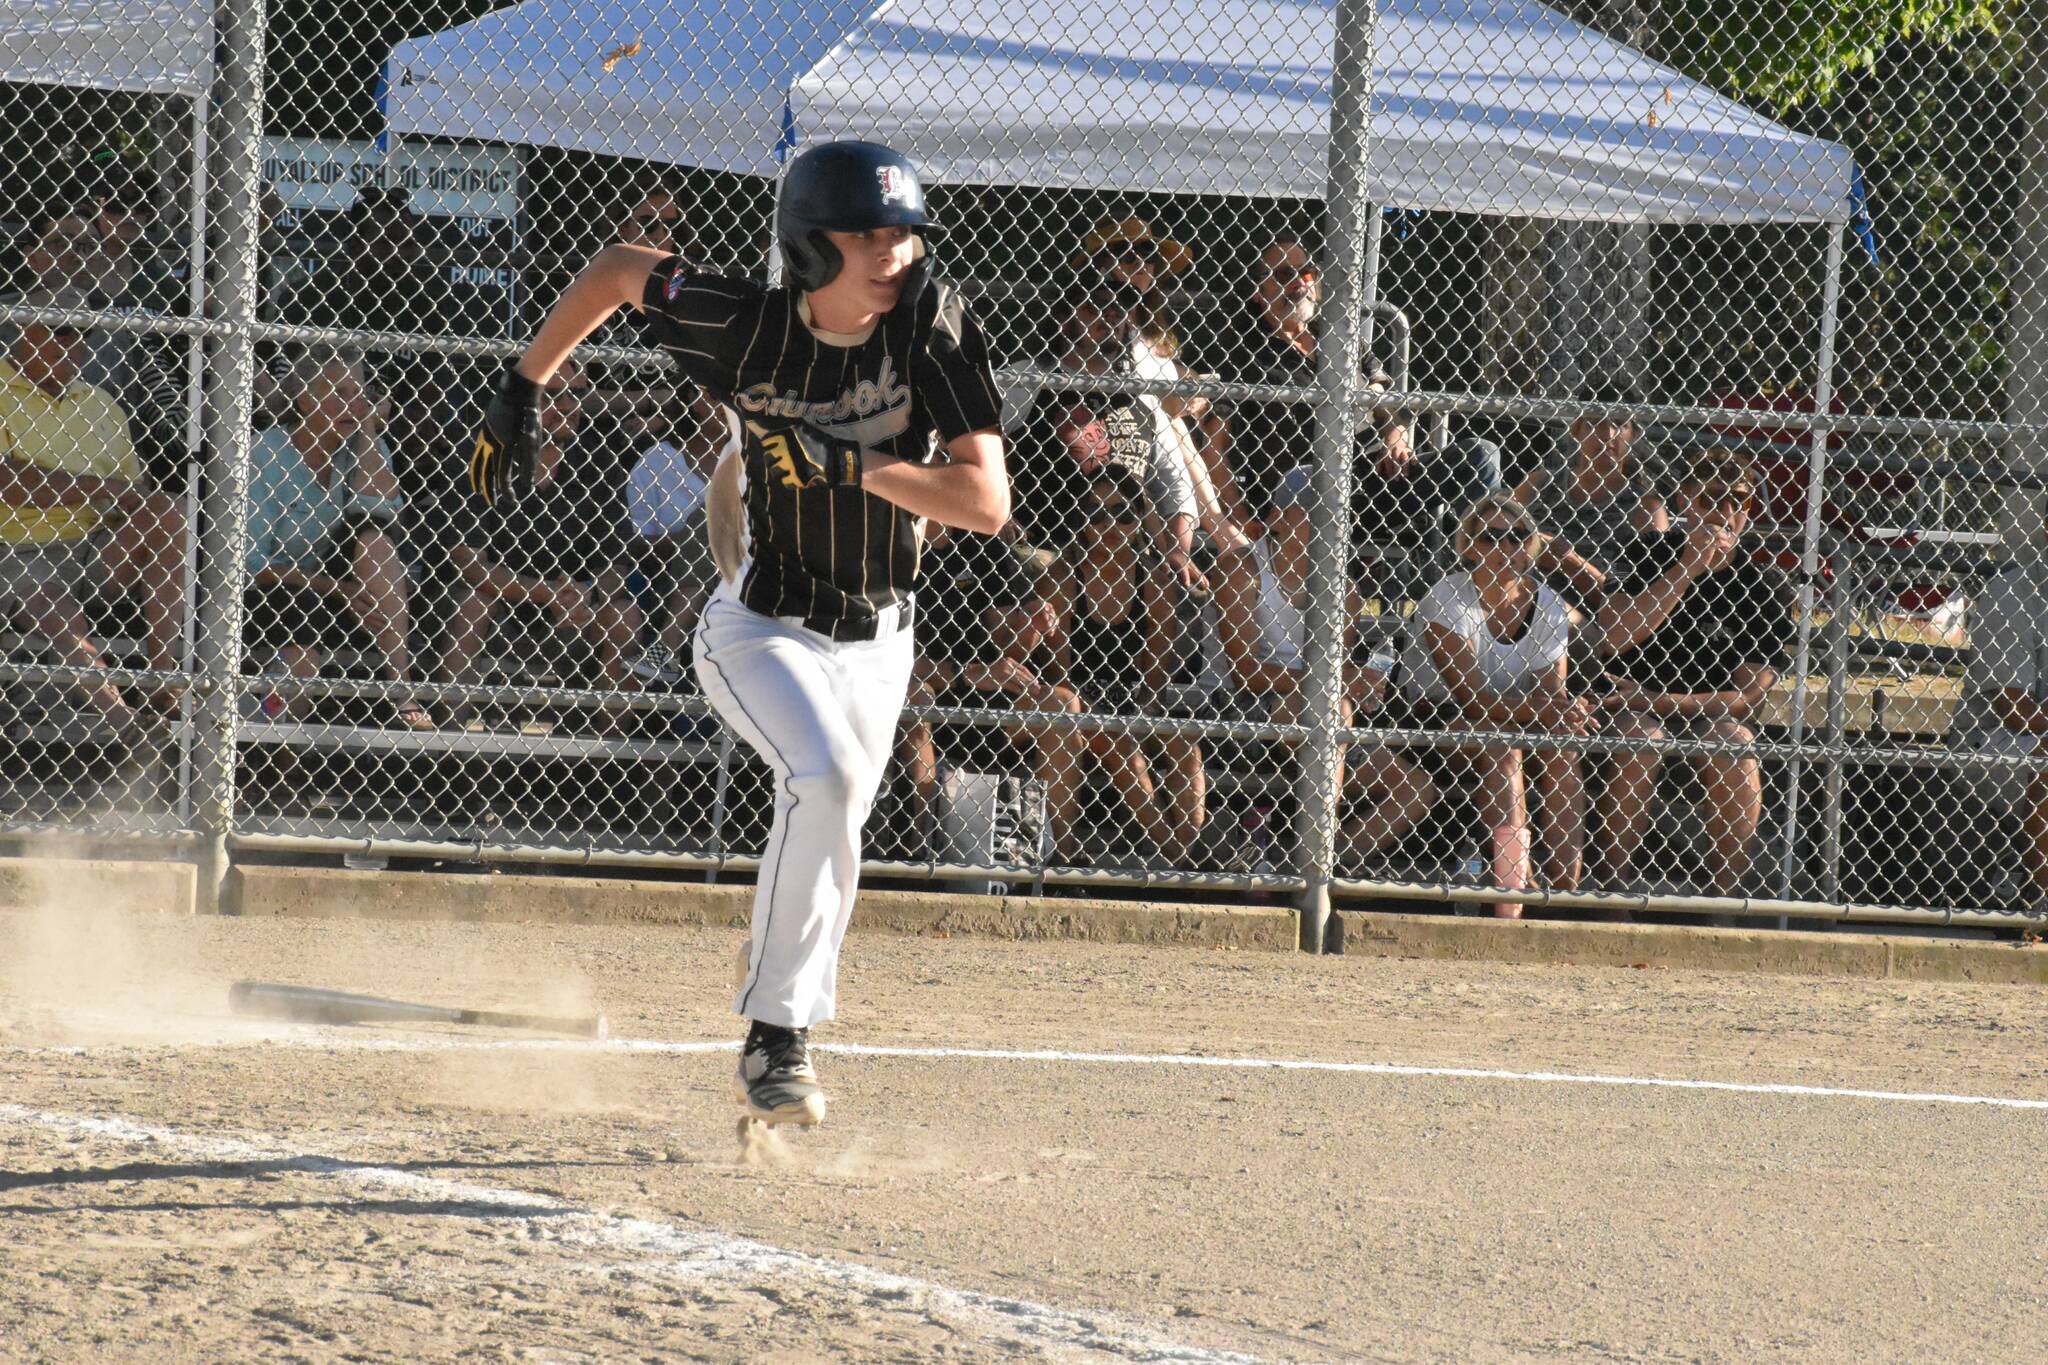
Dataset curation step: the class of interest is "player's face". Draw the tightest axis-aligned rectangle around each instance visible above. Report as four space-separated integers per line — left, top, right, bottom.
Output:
817 226 919 315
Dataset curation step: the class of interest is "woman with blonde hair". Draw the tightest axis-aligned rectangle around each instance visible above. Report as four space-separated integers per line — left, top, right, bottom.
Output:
1398 494 1594 914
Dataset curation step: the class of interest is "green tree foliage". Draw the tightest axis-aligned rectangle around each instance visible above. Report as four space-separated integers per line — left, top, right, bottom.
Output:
1656 0 2008 108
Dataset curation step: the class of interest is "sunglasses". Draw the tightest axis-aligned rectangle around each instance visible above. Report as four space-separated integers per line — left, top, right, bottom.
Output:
1264 263 1319 287
1469 527 1530 547
1086 500 1138 525
627 212 679 228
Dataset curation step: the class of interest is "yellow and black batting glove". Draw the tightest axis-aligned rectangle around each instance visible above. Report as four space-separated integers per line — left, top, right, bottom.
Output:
469 363 543 507
746 420 864 492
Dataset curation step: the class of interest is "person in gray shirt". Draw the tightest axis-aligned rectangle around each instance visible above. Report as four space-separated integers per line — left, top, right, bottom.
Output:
1950 553 2048 907
1512 388 1667 609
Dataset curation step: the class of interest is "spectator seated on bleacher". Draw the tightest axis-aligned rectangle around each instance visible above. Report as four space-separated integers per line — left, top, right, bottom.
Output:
1065 218 1243 550
241 346 430 729
622 388 726 689
441 358 643 721
1511 387 1669 612
0 288 190 740
1947 538 2048 911
15 158 190 486
1590 450 1791 898
1209 511 1436 871
1041 468 1206 865
1396 494 1587 915
897 529 1078 861
1009 278 1202 589
1182 234 1501 564
901 526 1191 867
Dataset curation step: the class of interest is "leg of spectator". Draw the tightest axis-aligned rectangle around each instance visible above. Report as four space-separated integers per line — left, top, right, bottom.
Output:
1088 729 1169 860
21 588 135 735
1339 747 1437 862
1020 685 1086 862
893 670 942 859
1697 720 1763 898
275 643 322 721
2023 771 2048 904
1532 746 1586 891
1594 717 1666 890
437 584 501 690
1140 569 1178 703
1168 409 1246 550
99 492 187 679
1469 743 1530 918
589 572 643 688
346 528 419 696
1150 735 1207 867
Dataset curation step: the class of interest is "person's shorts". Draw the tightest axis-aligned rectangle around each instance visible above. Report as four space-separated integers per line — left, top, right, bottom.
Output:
1964 729 2048 819
0 537 105 607
242 582 372 657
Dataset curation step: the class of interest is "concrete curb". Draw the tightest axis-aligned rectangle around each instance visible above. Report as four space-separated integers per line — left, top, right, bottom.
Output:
1330 909 2048 984
2 855 2042 983
230 865 1301 952
0 856 195 917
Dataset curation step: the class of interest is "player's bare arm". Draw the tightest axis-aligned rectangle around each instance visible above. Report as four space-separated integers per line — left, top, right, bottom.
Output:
861 428 1009 533
514 242 671 385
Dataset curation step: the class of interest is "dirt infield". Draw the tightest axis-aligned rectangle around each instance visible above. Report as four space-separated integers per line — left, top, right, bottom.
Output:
2 897 2044 1362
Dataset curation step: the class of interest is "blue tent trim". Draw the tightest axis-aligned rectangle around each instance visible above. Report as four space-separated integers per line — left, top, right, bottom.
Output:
776 97 797 164
372 65 390 156
1849 166 1880 267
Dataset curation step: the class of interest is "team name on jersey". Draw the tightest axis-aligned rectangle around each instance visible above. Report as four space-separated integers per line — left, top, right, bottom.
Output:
734 355 912 438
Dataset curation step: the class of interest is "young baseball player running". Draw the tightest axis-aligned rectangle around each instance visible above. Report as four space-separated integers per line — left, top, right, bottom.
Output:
469 142 1009 1135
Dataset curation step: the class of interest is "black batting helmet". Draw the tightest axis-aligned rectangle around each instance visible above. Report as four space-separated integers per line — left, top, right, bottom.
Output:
777 140 940 294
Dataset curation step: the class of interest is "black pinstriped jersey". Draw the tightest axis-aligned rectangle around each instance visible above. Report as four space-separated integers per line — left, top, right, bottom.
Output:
636 255 1003 630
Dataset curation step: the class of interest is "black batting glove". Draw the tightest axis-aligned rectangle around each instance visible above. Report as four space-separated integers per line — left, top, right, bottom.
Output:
746 420 864 490
469 363 543 507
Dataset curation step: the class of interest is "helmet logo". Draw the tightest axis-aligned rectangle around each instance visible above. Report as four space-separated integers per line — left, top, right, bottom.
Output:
877 165 922 211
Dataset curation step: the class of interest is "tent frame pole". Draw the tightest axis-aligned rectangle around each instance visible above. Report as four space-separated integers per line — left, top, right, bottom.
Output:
1775 222 1848 903
1296 0 1379 953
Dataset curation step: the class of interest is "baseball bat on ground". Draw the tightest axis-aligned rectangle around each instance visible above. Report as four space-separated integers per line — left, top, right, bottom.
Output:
228 981 608 1039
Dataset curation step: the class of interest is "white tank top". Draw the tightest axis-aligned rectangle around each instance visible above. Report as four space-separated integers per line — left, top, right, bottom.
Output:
1193 538 1308 699
1250 538 1306 672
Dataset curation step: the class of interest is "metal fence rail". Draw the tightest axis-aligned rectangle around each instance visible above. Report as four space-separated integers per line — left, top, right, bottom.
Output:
0 0 2044 937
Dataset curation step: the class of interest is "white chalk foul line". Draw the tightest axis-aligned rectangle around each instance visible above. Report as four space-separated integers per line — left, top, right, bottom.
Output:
0 1103 1260 1365
10 1028 2048 1113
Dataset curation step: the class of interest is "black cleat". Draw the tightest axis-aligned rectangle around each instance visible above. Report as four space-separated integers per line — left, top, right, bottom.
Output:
734 1020 825 1127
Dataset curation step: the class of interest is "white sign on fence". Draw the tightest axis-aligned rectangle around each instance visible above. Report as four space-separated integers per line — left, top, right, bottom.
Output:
261 137 519 221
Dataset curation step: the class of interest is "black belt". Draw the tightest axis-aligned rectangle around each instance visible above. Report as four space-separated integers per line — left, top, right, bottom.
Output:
783 597 914 643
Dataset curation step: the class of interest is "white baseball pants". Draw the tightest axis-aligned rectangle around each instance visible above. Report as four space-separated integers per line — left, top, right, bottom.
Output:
693 587 914 1029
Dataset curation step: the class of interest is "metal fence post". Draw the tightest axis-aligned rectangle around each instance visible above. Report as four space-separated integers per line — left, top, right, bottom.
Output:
1775 223 1848 902
1296 0 1379 953
190 0 268 913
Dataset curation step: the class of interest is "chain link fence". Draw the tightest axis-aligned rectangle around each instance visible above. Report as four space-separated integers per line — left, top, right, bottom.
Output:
1 0 2044 939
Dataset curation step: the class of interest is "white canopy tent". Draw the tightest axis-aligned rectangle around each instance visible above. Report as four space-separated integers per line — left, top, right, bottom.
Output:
384 0 1856 225
0 0 210 97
